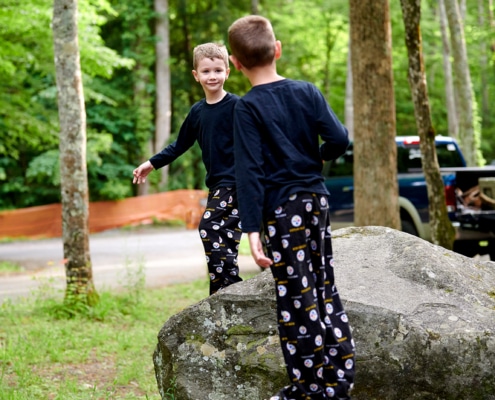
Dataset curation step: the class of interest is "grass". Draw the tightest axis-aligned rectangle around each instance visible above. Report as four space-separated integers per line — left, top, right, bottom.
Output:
0 232 256 399
0 261 23 274
0 274 211 399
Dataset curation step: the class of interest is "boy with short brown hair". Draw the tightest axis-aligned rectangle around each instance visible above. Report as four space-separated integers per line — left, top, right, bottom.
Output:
133 43 243 295
228 16 355 399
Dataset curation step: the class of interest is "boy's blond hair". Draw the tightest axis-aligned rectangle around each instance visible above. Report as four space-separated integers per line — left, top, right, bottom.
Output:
193 43 229 70
228 15 276 70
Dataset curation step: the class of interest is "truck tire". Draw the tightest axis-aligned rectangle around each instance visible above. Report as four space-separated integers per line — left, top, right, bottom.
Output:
401 220 418 236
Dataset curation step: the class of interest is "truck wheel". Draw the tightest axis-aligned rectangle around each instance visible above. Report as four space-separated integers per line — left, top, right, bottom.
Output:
401 220 418 236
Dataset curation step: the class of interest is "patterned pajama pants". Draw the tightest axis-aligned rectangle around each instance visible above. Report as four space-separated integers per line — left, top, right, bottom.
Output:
264 193 355 400
198 187 243 295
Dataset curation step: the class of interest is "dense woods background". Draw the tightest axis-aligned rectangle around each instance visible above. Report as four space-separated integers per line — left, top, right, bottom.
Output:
1 0 494 211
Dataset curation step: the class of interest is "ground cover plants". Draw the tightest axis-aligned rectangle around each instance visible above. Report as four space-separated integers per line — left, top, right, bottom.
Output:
0 229 256 399
0 261 23 274
0 274 210 399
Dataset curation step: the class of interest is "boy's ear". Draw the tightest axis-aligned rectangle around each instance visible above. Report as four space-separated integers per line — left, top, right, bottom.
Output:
192 69 200 82
229 55 243 71
225 67 231 79
275 40 282 60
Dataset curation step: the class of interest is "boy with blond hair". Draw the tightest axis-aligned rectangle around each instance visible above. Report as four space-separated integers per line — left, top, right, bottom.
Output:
228 16 355 399
133 43 243 295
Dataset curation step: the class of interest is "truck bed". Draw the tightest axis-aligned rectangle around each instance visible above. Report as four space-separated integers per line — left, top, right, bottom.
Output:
323 137 495 260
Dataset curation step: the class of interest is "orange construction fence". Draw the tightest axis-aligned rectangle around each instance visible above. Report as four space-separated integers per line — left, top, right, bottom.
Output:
0 189 207 239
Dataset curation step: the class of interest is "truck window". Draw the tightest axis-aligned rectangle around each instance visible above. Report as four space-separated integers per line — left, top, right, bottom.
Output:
322 140 465 177
436 143 465 168
398 143 465 172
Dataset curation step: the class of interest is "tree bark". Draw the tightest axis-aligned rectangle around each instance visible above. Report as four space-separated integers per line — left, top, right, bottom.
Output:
489 0 495 29
345 38 354 140
349 0 400 229
134 56 153 196
251 0 259 14
444 0 478 166
400 0 455 250
131 1 155 196
478 0 490 121
154 0 171 188
438 0 458 139
459 0 467 20
52 0 98 304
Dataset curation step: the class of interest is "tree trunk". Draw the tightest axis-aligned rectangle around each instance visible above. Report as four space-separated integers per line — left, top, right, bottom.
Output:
478 0 490 122
345 39 354 140
178 0 194 106
154 0 171 188
134 59 153 196
130 2 155 196
459 0 466 20
444 0 479 166
349 0 400 229
251 0 259 14
438 0 458 139
489 0 495 28
400 0 455 250
52 0 97 305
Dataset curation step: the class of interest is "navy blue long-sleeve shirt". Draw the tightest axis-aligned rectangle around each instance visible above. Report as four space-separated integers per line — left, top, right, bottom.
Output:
233 79 349 232
149 92 239 190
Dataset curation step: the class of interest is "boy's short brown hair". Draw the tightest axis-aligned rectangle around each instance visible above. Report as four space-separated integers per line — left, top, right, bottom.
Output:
228 15 276 70
192 43 229 70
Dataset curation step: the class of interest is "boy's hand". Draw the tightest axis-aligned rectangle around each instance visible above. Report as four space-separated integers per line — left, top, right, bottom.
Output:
133 161 153 184
248 231 273 268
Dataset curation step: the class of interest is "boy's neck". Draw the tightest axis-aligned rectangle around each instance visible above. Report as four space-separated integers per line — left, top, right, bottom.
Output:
205 89 227 104
243 65 284 87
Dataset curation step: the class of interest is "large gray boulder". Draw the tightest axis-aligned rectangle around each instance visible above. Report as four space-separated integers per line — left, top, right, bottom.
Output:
153 226 495 400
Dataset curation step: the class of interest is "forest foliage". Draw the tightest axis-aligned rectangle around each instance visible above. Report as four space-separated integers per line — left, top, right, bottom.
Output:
0 0 494 210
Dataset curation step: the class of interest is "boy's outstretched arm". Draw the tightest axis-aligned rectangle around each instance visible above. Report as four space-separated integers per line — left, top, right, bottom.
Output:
248 231 273 268
133 160 154 184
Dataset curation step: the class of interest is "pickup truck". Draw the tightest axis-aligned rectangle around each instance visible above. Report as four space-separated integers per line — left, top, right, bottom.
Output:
322 136 495 260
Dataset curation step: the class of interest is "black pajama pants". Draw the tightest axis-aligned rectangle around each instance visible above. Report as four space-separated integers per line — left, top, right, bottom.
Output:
264 192 355 400
198 187 243 295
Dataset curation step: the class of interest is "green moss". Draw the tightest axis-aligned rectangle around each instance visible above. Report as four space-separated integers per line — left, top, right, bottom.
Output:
226 325 256 335
185 333 206 343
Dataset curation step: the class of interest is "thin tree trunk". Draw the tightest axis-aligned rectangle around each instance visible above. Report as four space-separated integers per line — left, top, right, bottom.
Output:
52 0 97 304
323 18 331 99
323 11 337 100
130 2 155 196
400 0 455 250
251 0 258 14
478 0 490 120
438 0 458 139
459 0 467 20
179 0 194 105
489 0 495 27
444 0 478 166
349 0 400 229
154 0 171 188
488 0 495 124
134 58 153 196
345 39 354 140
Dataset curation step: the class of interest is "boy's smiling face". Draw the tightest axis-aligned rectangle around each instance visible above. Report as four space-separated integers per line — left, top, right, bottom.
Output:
192 57 230 99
